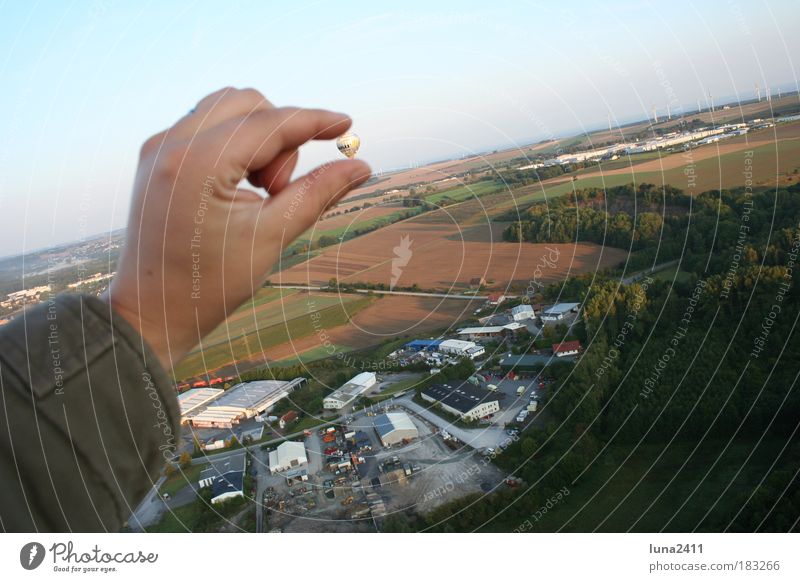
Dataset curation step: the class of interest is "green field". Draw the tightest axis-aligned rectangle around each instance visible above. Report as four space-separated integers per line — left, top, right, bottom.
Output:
297 208 414 245
651 263 693 284
425 180 503 204
544 138 800 200
492 135 800 214
174 293 376 379
369 374 425 402
200 291 350 351
571 150 669 175
237 287 298 309
275 343 355 365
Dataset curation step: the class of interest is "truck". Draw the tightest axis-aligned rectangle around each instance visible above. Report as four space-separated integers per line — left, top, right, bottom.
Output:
516 385 526 396
527 400 539 412
487 384 498 392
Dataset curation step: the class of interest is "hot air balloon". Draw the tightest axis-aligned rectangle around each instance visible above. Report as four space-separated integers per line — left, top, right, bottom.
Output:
336 132 360 158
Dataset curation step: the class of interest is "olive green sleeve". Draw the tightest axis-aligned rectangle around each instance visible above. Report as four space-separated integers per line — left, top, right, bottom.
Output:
0 294 180 532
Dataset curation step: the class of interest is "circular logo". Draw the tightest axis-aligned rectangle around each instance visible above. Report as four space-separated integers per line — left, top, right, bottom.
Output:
19 542 46 570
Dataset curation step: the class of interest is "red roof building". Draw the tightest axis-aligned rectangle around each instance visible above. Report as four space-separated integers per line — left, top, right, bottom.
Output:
279 410 299 429
487 293 506 305
552 340 581 357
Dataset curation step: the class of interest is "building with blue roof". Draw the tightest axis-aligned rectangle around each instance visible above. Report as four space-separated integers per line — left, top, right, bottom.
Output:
404 339 442 351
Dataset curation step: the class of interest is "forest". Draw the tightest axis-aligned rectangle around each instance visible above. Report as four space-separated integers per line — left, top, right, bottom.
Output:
383 182 800 532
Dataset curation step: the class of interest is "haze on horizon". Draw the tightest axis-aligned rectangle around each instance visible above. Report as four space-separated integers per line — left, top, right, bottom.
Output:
0 0 797 256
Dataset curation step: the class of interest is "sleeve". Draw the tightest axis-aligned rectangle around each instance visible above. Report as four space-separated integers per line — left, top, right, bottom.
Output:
0 294 180 532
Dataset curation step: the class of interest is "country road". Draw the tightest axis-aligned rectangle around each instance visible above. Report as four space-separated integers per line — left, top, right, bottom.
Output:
621 259 679 285
268 283 513 301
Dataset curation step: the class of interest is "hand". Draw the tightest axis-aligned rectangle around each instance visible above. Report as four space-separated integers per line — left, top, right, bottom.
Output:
104 87 371 371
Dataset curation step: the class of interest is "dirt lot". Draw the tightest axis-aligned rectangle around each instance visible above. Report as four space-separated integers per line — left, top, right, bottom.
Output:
264 410 507 532
376 434 507 516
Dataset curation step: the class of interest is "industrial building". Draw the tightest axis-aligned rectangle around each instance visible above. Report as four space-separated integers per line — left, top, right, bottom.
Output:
185 378 306 428
269 441 309 478
553 340 581 357
323 372 377 410
421 382 500 421
499 353 576 372
438 339 485 359
455 322 525 341
373 412 419 447
404 339 442 352
540 302 580 321
198 451 247 504
178 387 224 423
511 304 535 321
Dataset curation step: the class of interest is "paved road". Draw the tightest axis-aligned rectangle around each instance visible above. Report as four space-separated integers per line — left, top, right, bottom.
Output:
393 394 509 450
128 475 166 531
189 420 339 466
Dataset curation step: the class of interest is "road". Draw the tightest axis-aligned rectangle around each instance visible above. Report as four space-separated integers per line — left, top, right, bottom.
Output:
267 283 518 301
621 259 679 285
128 475 166 531
132 374 541 528
393 394 509 450
189 421 339 466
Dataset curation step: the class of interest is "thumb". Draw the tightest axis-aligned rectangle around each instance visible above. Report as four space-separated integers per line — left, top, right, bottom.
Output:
266 159 371 244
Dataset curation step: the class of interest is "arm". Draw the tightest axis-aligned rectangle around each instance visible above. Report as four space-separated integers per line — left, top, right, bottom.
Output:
0 88 370 531
0 294 178 531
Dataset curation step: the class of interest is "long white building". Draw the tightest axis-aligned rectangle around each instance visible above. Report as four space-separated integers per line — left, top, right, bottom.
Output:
178 388 224 422
540 302 580 322
421 382 500 421
185 378 306 428
323 372 377 410
438 339 485 359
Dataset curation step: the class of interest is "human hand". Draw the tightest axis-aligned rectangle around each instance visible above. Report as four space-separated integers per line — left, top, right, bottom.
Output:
105 87 371 370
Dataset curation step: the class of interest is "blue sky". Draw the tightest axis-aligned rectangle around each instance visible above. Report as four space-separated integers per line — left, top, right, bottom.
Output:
0 0 797 256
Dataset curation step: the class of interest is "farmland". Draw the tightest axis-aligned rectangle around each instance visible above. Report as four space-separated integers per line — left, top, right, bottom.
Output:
177 109 800 381
174 289 484 379
278 216 628 290
173 291 375 380
297 203 411 245
260 293 484 363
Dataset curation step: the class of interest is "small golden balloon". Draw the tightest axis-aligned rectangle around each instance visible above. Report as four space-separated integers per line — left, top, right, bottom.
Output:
336 132 361 158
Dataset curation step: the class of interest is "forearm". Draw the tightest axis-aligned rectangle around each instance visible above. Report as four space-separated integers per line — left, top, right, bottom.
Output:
0 294 179 532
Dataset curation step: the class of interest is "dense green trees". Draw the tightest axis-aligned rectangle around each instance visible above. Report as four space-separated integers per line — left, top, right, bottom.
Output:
384 182 800 532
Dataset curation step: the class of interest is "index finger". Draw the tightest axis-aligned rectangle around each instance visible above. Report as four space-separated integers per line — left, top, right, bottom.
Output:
193 107 352 181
